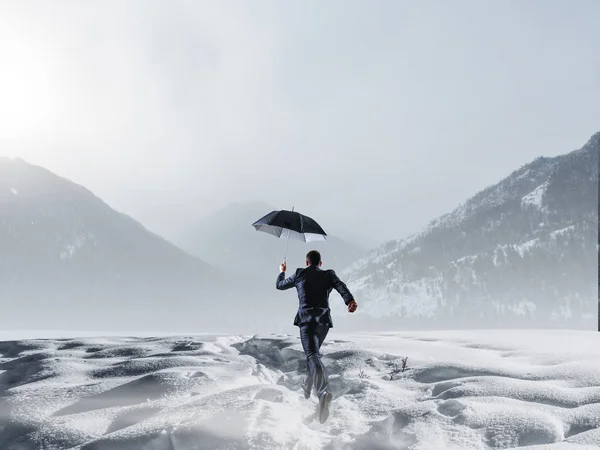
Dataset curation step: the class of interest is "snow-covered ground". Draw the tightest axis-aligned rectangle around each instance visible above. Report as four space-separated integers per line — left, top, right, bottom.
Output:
0 330 599 449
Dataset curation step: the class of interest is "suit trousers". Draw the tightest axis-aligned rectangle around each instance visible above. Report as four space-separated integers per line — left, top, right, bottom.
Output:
299 322 330 398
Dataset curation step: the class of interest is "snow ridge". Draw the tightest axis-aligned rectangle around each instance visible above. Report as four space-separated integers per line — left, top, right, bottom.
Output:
1 331 599 449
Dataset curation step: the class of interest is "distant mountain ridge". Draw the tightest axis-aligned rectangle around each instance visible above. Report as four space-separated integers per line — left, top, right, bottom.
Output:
176 201 367 281
0 159 278 332
2 130 597 334
338 132 599 330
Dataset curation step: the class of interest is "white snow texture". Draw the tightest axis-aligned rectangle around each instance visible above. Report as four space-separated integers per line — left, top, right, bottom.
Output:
0 330 599 449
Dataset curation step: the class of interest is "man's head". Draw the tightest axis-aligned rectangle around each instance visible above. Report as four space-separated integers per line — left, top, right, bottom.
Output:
306 250 322 267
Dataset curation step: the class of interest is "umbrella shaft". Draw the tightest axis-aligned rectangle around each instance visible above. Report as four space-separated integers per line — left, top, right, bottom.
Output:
284 230 290 261
284 206 294 261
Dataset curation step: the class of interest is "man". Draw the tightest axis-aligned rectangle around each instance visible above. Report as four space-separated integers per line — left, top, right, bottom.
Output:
276 250 358 424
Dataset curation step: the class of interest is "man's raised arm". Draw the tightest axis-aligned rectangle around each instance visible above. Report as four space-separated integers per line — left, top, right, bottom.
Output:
276 261 297 290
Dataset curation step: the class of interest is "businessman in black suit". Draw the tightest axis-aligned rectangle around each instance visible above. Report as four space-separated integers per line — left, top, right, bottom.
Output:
276 250 358 423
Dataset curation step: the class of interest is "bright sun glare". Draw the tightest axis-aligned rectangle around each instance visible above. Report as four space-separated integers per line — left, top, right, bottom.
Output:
0 39 56 141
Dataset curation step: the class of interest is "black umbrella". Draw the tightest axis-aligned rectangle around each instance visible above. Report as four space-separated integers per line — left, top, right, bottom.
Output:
252 207 327 261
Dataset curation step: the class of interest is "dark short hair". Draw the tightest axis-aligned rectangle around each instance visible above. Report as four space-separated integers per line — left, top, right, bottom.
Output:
306 250 321 266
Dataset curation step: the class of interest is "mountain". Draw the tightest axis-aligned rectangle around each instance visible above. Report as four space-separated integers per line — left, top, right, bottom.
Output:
0 159 278 332
339 132 599 330
176 201 367 281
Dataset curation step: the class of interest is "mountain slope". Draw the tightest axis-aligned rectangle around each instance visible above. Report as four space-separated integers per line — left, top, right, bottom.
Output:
0 159 275 332
176 201 367 280
340 132 599 330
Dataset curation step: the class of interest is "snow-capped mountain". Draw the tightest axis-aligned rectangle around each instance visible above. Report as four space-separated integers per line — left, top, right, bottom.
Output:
0 159 275 332
176 201 367 281
341 132 599 330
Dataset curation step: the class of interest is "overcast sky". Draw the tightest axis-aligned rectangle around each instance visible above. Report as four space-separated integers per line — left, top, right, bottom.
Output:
1 0 598 247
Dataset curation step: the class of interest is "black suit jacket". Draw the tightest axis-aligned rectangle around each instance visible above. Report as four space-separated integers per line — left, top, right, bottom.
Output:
276 265 355 327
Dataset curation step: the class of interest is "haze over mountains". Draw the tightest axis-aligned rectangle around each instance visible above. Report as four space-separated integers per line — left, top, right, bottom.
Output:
338 132 599 330
0 130 597 333
0 159 285 333
176 201 367 281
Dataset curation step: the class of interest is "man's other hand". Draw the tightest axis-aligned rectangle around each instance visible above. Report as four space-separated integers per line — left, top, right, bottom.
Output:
347 300 358 313
280 261 287 273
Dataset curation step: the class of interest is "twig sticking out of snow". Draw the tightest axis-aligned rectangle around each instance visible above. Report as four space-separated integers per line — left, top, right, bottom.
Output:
388 357 409 379
358 368 370 379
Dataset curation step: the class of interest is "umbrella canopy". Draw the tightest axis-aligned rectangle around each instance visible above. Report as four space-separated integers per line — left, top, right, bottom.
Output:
252 209 327 243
